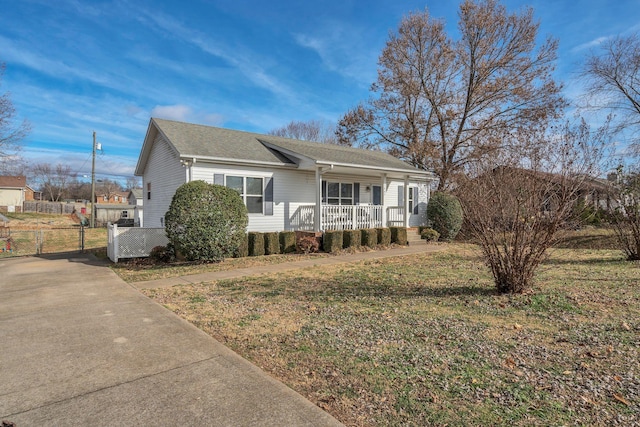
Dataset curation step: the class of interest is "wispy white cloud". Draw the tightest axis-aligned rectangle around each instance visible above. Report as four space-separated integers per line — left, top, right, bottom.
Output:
136 9 298 103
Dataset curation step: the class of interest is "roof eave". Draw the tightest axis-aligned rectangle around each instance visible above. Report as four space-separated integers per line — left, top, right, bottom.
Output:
315 160 437 180
180 154 297 169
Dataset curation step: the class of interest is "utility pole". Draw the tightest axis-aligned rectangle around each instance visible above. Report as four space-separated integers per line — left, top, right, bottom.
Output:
90 131 96 228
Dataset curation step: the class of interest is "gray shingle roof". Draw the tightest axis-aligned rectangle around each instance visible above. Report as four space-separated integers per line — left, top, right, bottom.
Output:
150 118 433 176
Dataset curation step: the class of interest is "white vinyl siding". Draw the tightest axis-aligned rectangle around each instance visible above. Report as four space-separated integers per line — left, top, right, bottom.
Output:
142 134 186 228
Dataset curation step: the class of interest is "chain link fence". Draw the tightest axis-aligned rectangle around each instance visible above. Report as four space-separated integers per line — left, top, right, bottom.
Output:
0 227 107 258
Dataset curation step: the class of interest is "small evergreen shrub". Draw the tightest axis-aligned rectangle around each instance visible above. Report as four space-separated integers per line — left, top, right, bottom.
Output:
164 180 248 262
420 227 440 242
248 232 265 256
279 231 296 253
361 228 378 248
149 245 174 263
297 236 320 253
323 230 343 253
426 192 463 241
377 228 391 246
234 234 249 258
264 232 280 255
390 227 408 245
343 229 361 248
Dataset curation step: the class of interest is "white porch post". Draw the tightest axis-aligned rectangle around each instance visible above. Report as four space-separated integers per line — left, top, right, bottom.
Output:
381 173 387 227
403 175 410 228
314 166 322 232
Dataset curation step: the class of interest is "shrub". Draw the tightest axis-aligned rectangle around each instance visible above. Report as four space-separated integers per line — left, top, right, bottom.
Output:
323 230 343 253
361 228 378 248
377 228 391 246
248 232 265 257
343 229 361 248
279 231 296 253
420 227 440 242
297 236 320 254
264 232 280 255
426 192 463 241
149 245 174 263
164 181 248 262
390 227 408 245
234 234 249 258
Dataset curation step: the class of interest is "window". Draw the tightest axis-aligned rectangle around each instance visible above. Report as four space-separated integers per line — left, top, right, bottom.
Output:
103 195 108 201
147 183 151 200
121 211 128 218
327 182 353 205
225 176 264 214
114 195 119 202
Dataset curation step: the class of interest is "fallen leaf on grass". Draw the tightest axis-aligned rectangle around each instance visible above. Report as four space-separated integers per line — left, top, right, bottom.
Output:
621 322 631 331
613 375 622 382
513 323 523 330
581 395 598 406
613 393 631 406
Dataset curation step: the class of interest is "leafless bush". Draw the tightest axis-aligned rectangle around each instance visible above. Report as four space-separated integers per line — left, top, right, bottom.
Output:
610 170 640 260
457 120 607 293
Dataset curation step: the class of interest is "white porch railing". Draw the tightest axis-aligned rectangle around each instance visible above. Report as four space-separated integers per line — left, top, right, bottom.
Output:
107 223 169 263
296 205 403 231
386 206 405 227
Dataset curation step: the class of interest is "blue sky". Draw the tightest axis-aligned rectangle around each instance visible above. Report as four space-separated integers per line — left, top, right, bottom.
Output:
1 0 639 182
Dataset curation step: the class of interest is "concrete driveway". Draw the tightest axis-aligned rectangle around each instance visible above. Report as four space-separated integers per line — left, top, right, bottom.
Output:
0 254 342 426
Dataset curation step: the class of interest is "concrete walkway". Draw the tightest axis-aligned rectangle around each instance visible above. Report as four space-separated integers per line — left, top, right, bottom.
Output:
133 242 443 290
0 254 343 426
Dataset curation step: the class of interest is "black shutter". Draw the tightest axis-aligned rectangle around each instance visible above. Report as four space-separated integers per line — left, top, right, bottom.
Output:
264 177 274 216
353 183 360 205
322 180 327 204
213 174 224 185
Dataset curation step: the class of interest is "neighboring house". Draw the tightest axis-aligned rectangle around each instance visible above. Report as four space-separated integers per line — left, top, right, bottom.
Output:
135 118 437 232
0 176 35 213
95 191 130 204
128 188 144 227
94 204 136 227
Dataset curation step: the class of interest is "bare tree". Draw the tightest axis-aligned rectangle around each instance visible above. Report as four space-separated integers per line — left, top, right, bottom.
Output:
269 120 338 144
0 63 30 162
609 167 640 260
337 0 564 190
30 163 75 201
124 176 141 191
457 119 607 293
581 33 640 154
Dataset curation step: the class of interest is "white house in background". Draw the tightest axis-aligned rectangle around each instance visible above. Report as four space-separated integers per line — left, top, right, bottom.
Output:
134 118 437 233
127 188 144 227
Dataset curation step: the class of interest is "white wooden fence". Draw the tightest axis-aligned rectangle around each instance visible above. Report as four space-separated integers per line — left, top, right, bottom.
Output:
107 224 169 263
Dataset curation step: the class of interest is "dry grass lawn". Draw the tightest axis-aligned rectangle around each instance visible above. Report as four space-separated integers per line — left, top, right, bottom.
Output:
143 241 640 426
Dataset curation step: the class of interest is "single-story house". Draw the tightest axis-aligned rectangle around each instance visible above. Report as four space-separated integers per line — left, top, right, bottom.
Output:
128 188 144 227
135 118 437 232
0 176 35 213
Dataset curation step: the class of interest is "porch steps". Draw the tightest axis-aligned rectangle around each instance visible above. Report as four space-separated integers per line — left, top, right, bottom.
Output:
406 227 424 245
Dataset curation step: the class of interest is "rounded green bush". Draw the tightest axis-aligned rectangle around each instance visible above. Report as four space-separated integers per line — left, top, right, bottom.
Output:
420 227 440 242
426 192 463 241
164 181 248 262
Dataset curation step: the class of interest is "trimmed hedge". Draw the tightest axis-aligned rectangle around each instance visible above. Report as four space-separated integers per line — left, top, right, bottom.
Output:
390 227 408 245
323 230 343 253
234 233 249 258
248 232 265 257
343 229 361 249
426 192 463 241
279 231 296 253
264 232 280 255
377 228 391 246
421 227 440 242
164 180 248 262
361 228 378 248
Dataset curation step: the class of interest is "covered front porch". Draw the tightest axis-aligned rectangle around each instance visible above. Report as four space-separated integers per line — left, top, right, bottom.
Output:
288 163 434 232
